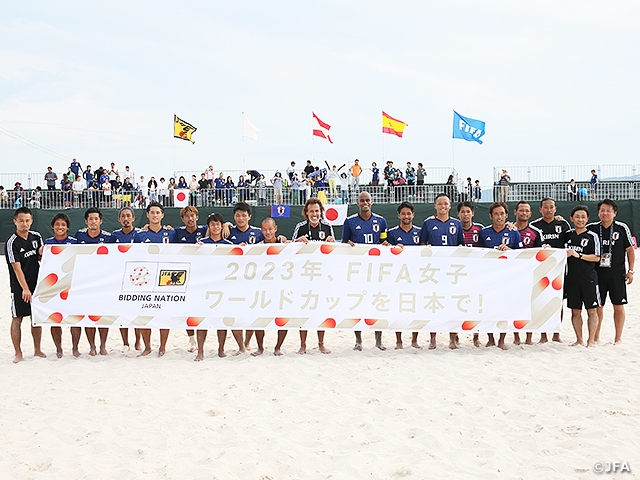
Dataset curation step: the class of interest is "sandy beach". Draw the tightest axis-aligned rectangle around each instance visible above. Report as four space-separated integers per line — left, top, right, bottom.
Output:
1 266 639 479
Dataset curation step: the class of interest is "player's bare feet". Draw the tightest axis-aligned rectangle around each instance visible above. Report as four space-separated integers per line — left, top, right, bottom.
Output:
138 348 152 357
513 333 521 345
376 343 386 351
525 333 533 345
552 333 562 343
122 345 130 353
273 348 283 356
486 334 496 347
99 347 108 356
250 348 264 357
88 347 97 356
411 341 422 349
135 341 142 351
587 340 597 348
353 342 363 351
318 343 331 354
158 347 166 357
13 354 23 364
614 338 622 345
473 334 481 348
297 344 307 354
194 353 204 362
73 349 81 358
570 340 584 347
56 350 63 359
497 341 508 351
395 341 403 350
539 333 548 344
218 349 227 358
428 340 437 350
188 338 197 353
448 339 458 350
34 350 47 358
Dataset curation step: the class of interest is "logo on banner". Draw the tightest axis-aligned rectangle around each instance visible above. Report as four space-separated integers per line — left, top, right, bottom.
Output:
159 270 187 286
130 266 151 287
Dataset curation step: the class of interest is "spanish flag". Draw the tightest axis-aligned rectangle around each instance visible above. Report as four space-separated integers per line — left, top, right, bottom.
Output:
382 111 407 137
174 115 197 143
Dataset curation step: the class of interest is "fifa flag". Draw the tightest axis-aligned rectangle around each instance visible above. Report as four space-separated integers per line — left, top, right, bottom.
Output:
312 112 333 143
382 111 407 137
324 204 348 226
242 113 258 141
174 189 190 208
453 111 485 144
174 115 197 143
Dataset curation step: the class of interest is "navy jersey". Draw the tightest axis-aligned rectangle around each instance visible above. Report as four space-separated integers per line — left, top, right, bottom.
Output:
530 218 571 248
341 213 388 244
462 223 484 247
110 228 140 243
5 231 43 292
228 226 264 245
44 236 78 245
74 229 112 244
134 228 176 244
587 221 633 274
387 225 421 246
519 225 543 249
419 217 464 246
480 226 523 249
566 229 600 284
201 237 233 245
173 225 208 244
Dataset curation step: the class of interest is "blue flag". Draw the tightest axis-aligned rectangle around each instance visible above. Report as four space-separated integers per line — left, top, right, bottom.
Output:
271 204 290 218
453 111 485 144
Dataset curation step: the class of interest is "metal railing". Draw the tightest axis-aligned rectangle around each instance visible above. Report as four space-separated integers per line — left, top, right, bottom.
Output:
494 165 640 183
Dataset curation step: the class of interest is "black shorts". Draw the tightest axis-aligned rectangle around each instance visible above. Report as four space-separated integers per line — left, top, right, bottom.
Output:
565 281 601 310
11 292 32 318
598 273 628 305
416 180 424 186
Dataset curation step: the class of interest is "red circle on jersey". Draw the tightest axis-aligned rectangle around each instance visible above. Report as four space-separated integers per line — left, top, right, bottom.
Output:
325 208 338 221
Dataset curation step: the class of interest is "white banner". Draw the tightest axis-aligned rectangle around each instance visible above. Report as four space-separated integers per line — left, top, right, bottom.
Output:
32 243 566 332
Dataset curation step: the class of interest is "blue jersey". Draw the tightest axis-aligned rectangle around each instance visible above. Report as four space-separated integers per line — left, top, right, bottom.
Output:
341 213 388 244
173 225 208 244
419 217 464 246
227 226 264 245
480 226 523 249
201 237 233 245
111 228 140 243
74 229 112 244
134 228 176 244
44 236 77 245
387 225 421 246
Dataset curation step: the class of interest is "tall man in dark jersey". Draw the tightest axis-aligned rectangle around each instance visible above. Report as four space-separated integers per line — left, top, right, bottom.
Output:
587 199 635 344
565 205 601 347
44 213 80 358
74 207 112 356
420 194 465 350
530 197 571 343
6 207 46 363
480 202 523 350
111 207 142 352
387 201 422 349
342 191 388 351
292 198 335 354
133 202 177 356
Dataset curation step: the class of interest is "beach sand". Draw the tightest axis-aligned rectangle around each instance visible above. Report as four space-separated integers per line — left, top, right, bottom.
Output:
1 267 639 479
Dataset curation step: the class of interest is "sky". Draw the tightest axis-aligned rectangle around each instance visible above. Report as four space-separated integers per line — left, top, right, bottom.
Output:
1 0 639 186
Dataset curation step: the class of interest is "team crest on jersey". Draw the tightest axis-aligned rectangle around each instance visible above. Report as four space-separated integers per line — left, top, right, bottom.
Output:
159 270 187 286
413 235 419 244
162 236 170 243
581 238 589 247
373 224 380 233
473 233 479 243
248 235 256 244
32 240 38 249
523 236 531 245
449 225 457 235
555 226 562 233
612 232 619 241
319 231 325 240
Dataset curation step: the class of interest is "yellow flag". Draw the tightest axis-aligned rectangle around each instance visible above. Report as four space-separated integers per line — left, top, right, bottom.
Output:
174 115 197 143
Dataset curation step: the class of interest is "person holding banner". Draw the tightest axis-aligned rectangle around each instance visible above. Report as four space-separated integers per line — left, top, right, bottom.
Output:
7 207 46 363
133 202 176 357
565 205 601 347
387 201 422 350
44 213 81 358
292 198 335 354
480 202 523 350
75 207 112 356
419 194 465 350
342 191 388 351
111 207 142 353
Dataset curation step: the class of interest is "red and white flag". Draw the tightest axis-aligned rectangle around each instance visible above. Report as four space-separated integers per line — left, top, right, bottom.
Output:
174 189 190 208
323 204 348 226
312 112 333 144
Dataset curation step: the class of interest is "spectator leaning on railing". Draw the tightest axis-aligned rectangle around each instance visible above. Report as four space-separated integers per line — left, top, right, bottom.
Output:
44 167 58 191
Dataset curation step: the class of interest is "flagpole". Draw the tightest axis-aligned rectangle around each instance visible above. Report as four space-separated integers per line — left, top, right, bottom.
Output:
173 138 176 178
381 132 385 163
242 112 246 173
311 114 315 163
